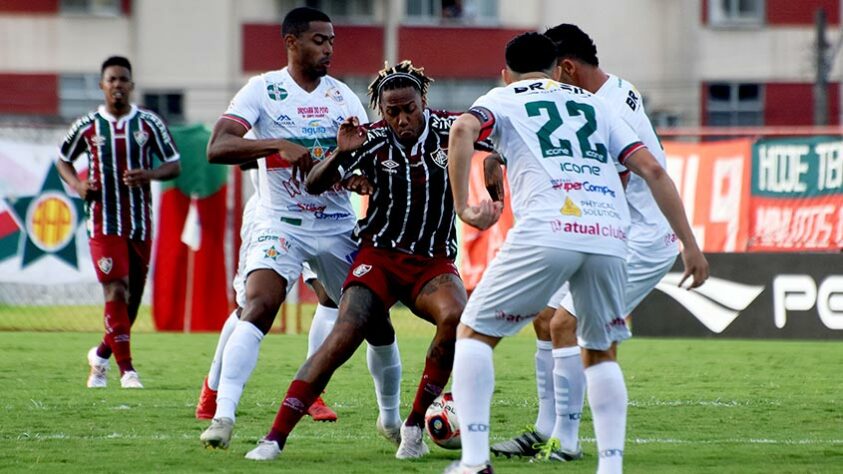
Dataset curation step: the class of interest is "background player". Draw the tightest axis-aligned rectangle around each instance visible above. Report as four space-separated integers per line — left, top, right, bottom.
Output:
198 7 401 449
491 23 697 461
445 33 707 474
241 60 496 462
56 56 180 390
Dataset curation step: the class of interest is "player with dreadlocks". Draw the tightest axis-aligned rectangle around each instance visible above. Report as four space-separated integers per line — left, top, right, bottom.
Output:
243 60 498 462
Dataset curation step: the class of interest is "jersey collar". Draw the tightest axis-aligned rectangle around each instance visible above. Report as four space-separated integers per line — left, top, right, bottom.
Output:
98 104 138 127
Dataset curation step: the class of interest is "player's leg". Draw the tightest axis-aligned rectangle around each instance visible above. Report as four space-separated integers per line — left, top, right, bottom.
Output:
397 269 465 459
447 244 578 473
245 284 380 461
364 311 402 446
301 267 340 421
569 255 630 474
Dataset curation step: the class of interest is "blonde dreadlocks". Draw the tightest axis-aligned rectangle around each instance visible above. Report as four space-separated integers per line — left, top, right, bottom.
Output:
367 60 433 111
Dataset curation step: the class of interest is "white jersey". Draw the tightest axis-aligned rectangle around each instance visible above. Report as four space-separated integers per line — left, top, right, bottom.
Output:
223 68 369 228
596 74 679 263
470 78 645 258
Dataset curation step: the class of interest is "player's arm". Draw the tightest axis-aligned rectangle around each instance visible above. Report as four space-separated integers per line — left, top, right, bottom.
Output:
624 149 709 289
448 112 502 230
483 152 505 202
56 121 97 200
207 118 313 180
305 117 366 195
55 159 95 201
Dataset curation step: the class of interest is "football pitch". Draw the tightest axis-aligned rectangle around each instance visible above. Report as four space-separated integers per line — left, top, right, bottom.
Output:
1 312 841 473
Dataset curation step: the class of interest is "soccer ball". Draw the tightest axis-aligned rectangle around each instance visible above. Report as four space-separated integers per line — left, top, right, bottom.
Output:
424 392 461 449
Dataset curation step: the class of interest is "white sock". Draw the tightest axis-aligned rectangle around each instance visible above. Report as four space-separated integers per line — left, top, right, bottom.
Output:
533 339 554 439
307 304 338 359
550 346 585 453
366 341 402 427
215 320 264 421
586 361 627 474
207 310 239 391
452 338 494 467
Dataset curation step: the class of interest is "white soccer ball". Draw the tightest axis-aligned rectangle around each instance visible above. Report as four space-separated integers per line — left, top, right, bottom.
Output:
424 392 461 449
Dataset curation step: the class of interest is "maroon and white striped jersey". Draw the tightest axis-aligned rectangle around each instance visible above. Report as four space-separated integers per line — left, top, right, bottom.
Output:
59 105 180 240
336 109 493 259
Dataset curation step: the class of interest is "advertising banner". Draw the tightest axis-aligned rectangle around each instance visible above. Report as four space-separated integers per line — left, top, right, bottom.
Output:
749 137 843 251
663 139 753 252
632 253 843 339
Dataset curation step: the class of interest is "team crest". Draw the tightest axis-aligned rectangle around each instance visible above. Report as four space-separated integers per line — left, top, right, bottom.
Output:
97 257 113 274
432 149 448 168
352 264 372 277
133 130 149 146
264 246 279 259
267 83 288 101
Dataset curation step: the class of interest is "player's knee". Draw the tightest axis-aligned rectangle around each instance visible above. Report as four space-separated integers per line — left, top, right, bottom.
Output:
241 296 281 332
103 281 128 302
435 307 462 335
550 311 577 340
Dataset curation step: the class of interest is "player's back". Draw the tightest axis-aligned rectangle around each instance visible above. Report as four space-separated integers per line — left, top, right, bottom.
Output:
596 74 678 260
470 78 644 257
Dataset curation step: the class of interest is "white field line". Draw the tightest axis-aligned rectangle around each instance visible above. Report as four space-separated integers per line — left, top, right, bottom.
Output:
9 432 843 445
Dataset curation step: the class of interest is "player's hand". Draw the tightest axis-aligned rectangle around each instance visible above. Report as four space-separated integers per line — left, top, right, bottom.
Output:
678 246 709 289
337 117 366 152
483 154 505 202
75 181 100 201
279 141 313 181
342 175 373 195
123 169 152 187
459 199 503 230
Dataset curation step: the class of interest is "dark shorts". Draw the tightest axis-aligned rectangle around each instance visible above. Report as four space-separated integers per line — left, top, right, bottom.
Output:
343 246 460 309
89 235 151 283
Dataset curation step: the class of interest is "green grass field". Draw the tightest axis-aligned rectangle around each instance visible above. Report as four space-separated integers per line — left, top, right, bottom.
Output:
1 308 841 473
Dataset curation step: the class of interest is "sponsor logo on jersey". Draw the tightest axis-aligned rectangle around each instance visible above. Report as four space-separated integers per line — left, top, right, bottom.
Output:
626 89 640 111
297 106 330 119
97 257 113 274
267 83 288 101
301 120 328 135
551 220 627 241
560 197 581 217
89 135 106 147
381 159 400 174
560 162 602 176
353 263 372 277
513 81 584 95
288 203 327 213
133 130 148 146
580 200 622 219
325 87 345 103
550 179 616 197
315 211 352 220
256 234 279 243
274 114 295 126
431 148 448 169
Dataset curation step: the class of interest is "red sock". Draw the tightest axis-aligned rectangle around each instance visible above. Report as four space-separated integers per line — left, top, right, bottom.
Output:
266 380 321 444
406 357 451 427
96 341 111 359
104 300 134 374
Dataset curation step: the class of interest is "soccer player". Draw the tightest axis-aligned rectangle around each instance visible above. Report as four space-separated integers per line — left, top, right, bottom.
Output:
490 24 701 462
199 7 402 449
241 60 497 462
444 33 708 473
56 56 181 389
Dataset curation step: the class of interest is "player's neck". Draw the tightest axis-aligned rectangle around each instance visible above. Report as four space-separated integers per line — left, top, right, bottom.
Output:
105 103 132 118
288 65 321 92
581 68 610 94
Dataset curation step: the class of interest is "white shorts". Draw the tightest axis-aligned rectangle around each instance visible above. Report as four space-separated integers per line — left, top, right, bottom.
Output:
243 221 357 305
233 195 259 308
549 253 677 316
461 242 628 351
301 262 317 282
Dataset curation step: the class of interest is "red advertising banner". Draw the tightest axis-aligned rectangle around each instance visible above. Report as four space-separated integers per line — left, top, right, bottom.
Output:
663 139 753 252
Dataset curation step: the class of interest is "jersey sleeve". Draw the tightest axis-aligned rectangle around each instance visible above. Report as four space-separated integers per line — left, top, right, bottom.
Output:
336 127 386 178
221 75 264 131
145 112 180 163
603 104 646 166
58 114 94 163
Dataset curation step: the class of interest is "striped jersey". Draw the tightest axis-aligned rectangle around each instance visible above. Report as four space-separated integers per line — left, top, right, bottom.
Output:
336 109 493 259
59 105 179 240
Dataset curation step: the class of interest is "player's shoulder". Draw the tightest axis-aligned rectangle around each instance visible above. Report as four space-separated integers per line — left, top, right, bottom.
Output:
136 106 171 128
322 75 364 107
598 73 644 114
68 110 99 130
428 109 461 130
362 119 390 141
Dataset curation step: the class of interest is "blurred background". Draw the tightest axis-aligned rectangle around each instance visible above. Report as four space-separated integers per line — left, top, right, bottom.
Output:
0 0 841 341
